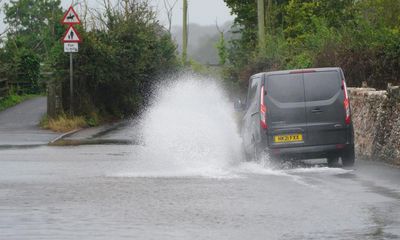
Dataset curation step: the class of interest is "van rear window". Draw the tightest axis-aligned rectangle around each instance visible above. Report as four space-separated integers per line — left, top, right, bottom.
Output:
267 74 304 103
304 71 341 101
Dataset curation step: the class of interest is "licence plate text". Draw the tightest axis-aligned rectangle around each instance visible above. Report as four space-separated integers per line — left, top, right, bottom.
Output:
274 134 303 143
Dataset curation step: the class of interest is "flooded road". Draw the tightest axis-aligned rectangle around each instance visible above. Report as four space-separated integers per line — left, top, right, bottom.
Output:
1 77 399 239
1 145 400 240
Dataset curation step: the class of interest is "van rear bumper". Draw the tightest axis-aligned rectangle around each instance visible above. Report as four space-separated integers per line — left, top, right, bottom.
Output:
267 144 353 160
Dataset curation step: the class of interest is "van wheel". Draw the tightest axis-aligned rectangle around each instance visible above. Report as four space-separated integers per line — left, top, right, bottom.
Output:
251 137 260 161
242 142 252 162
252 144 259 161
342 146 355 167
327 157 339 168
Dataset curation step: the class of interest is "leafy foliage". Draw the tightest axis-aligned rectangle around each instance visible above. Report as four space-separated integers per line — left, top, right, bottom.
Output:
216 32 228 65
1 0 179 119
50 1 179 118
0 0 64 94
15 49 41 93
223 0 400 90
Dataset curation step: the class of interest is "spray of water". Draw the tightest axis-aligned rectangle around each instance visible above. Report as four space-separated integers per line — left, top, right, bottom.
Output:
110 75 276 178
111 75 240 177
112 74 349 179
142 75 243 176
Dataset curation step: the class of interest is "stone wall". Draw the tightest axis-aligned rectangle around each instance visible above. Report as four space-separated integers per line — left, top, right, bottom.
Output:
349 86 400 165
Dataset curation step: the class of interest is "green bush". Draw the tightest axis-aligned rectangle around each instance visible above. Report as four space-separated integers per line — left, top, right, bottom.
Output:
223 0 400 89
15 49 41 93
0 0 64 94
50 1 178 119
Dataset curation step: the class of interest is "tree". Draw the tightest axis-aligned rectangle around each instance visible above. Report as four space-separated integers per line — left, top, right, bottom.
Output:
50 0 179 118
215 22 227 65
265 0 273 31
4 0 63 55
257 0 266 54
358 0 400 29
1 0 64 93
163 0 178 33
284 0 356 41
224 0 258 48
223 0 400 89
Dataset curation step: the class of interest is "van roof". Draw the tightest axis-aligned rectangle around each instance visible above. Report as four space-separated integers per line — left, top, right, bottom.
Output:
254 67 342 78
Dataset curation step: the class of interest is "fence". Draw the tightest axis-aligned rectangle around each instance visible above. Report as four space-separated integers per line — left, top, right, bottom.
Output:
11 81 32 94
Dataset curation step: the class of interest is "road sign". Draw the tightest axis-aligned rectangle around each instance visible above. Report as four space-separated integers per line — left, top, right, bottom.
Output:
61 6 82 116
62 26 82 43
64 43 79 53
61 6 81 25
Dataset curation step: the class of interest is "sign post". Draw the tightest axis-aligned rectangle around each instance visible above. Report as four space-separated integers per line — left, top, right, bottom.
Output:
69 53 73 115
61 6 82 115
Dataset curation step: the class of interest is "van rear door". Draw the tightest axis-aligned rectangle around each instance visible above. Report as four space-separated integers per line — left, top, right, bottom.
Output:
265 73 307 148
303 70 347 146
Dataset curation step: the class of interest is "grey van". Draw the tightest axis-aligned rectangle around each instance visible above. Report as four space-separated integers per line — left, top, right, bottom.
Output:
237 67 355 167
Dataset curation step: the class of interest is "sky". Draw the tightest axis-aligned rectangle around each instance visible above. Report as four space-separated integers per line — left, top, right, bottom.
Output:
63 0 235 27
0 0 234 34
149 0 235 26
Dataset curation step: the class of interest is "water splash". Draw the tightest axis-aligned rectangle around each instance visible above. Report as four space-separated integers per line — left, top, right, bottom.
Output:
115 75 244 178
112 74 330 179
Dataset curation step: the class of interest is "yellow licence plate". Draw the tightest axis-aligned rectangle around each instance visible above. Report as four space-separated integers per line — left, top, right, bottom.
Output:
274 134 303 143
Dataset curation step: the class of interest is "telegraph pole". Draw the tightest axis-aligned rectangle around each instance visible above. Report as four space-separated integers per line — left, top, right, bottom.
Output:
257 0 266 54
182 0 188 65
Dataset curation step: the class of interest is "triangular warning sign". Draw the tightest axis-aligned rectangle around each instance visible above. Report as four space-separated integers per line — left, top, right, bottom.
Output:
62 26 82 43
62 6 81 25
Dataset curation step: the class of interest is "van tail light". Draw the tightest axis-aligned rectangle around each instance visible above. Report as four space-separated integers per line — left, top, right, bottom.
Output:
342 80 351 125
260 85 268 129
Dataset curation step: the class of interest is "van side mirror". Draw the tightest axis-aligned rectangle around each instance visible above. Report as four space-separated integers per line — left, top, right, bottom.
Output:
234 98 245 112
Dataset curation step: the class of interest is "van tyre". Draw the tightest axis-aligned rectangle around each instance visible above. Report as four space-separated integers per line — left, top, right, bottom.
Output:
253 144 259 161
242 142 252 162
341 146 355 167
327 157 339 168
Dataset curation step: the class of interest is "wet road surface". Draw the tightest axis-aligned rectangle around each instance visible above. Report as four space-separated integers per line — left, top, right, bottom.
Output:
0 97 60 147
1 145 399 240
1 79 400 239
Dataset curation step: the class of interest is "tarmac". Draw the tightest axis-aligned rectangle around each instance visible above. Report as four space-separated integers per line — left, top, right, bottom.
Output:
0 96 129 148
0 97 60 148
51 120 136 146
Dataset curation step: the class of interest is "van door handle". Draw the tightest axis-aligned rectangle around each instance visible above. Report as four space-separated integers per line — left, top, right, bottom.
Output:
311 108 323 113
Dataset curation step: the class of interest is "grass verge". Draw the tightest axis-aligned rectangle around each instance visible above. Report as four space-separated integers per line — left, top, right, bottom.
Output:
0 94 40 112
40 114 88 133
